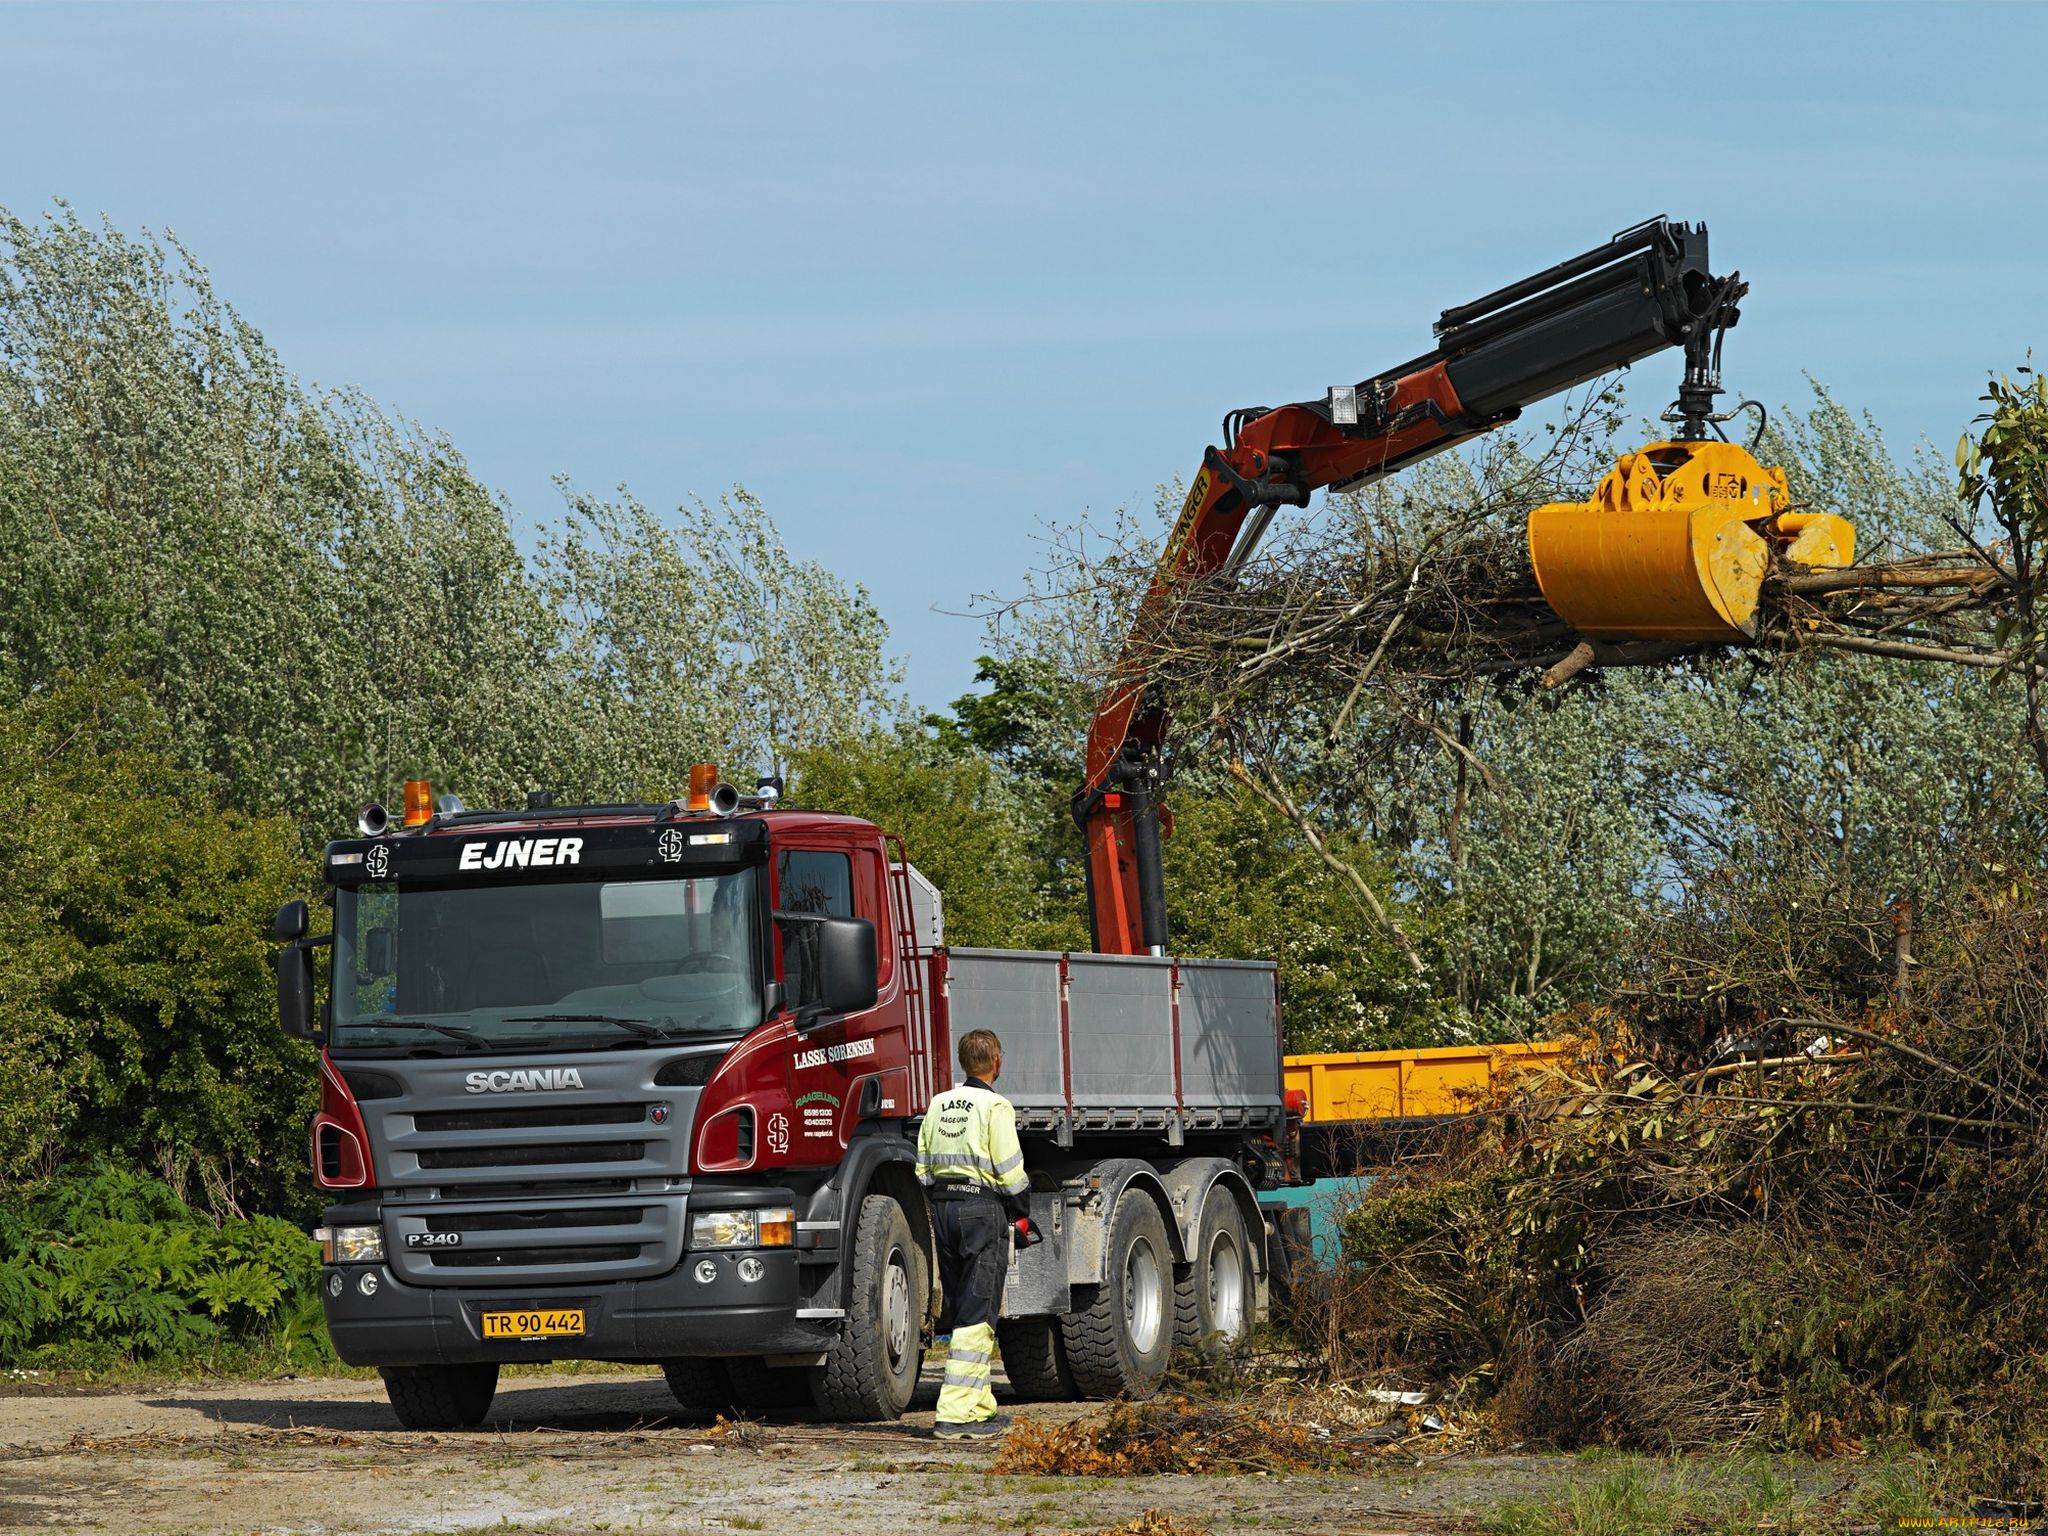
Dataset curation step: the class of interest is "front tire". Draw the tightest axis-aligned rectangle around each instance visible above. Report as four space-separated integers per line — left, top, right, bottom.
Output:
380 1363 499 1429
812 1194 927 1421
1174 1186 1255 1358
1060 1191 1172 1400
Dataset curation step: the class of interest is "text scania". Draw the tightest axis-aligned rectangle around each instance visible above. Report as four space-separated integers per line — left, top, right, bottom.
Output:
465 1068 587 1094
458 837 584 871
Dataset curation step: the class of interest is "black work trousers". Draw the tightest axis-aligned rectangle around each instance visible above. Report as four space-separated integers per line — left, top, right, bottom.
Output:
931 1194 1006 1331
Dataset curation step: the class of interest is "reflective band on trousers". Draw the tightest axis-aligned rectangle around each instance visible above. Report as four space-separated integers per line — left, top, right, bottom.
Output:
935 1321 998 1425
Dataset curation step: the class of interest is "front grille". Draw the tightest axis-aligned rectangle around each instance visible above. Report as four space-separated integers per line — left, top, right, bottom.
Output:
415 1140 643 1170
425 1207 646 1234
391 1187 676 1285
414 1104 646 1134
433 1244 641 1268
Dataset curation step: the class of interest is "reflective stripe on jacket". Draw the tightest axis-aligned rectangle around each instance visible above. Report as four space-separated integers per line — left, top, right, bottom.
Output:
915 1080 1028 1198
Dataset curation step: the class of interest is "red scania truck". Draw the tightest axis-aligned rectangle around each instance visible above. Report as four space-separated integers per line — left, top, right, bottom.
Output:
278 219 1748 1427
279 775 1285 1427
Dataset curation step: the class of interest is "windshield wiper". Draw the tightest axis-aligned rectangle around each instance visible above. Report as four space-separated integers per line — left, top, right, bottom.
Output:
352 1018 489 1047
505 1013 666 1040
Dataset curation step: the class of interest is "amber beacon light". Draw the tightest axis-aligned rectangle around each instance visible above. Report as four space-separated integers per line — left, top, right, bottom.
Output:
687 763 719 812
403 779 436 827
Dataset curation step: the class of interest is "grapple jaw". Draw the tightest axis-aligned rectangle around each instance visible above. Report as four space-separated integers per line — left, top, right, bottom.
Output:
1527 440 1854 642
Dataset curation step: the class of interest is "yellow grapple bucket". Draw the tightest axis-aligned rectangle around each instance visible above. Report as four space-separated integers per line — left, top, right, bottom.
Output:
1526 440 1854 642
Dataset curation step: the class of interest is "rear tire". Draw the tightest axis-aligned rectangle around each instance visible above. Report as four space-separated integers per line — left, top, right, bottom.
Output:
380 1363 499 1429
661 1357 736 1419
1174 1186 1255 1358
996 1316 1075 1402
812 1194 927 1421
1060 1191 1172 1401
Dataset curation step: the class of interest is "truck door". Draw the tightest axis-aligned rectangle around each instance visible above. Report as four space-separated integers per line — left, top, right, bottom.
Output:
776 841 906 1155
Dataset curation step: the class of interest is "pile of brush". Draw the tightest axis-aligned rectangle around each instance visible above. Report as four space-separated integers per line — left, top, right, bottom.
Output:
991 1386 1476 1478
1312 881 2048 1493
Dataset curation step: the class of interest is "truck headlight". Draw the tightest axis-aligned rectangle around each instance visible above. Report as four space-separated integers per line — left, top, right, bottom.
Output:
690 1208 794 1249
314 1224 386 1263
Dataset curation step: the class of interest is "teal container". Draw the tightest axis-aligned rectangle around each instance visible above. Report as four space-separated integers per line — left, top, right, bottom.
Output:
1261 1176 1376 1268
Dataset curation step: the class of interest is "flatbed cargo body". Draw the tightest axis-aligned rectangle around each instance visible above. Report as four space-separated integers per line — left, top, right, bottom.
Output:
935 948 1284 1142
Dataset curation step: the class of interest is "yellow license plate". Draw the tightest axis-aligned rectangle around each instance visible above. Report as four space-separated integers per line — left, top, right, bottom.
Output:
481 1308 586 1340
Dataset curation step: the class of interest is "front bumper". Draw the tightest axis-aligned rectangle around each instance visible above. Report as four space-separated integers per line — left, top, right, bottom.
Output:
320 1248 824 1366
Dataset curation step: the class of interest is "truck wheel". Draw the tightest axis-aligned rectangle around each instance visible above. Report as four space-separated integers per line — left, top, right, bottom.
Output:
812 1194 926 1421
1060 1191 1172 1400
1174 1187 1255 1358
379 1363 499 1429
996 1316 1075 1401
660 1357 736 1419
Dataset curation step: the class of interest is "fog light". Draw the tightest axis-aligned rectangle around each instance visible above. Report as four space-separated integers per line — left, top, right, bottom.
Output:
736 1256 764 1284
694 1260 718 1284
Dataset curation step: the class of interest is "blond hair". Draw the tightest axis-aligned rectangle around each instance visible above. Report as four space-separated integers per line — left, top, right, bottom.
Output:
957 1029 1002 1079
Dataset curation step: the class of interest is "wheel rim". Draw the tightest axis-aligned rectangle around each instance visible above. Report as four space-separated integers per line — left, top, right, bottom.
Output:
882 1247 914 1374
1123 1234 1164 1355
1206 1228 1246 1341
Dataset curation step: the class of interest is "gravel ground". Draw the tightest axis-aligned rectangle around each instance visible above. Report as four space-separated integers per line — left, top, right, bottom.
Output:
0 1365 1844 1536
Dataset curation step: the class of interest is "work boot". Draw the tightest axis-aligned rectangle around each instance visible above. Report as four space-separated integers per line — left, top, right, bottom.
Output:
933 1414 1012 1440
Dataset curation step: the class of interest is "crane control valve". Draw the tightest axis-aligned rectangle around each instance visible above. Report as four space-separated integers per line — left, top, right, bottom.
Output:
1526 439 1855 642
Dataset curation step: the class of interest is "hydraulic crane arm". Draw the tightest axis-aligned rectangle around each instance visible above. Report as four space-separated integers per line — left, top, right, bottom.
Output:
1077 217 1748 957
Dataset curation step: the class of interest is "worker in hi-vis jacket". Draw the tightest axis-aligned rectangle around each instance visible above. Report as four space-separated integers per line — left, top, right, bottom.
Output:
916 1027 1036 1437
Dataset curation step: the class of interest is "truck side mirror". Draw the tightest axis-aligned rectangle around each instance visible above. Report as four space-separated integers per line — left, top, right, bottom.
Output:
815 916 878 1016
274 900 309 943
777 911 878 1019
276 943 318 1041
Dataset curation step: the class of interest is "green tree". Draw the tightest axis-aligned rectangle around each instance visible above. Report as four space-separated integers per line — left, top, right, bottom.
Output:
0 205 570 838
537 485 903 799
1956 365 2048 788
1160 788 1444 1052
788 728 1054 949
0 679 311 1213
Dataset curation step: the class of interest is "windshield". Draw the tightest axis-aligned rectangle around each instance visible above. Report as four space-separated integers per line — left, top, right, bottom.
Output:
330 867 764 1052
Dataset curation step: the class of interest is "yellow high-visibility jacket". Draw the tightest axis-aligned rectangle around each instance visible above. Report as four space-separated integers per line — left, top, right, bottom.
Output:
916 1078 1029 1207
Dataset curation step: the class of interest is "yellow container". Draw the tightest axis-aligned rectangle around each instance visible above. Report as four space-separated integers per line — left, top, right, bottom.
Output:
1284 1041 1572 1124
1526 441 1853 642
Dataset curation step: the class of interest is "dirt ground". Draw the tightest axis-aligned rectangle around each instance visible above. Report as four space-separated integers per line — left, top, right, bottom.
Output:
0 1364 1847 1536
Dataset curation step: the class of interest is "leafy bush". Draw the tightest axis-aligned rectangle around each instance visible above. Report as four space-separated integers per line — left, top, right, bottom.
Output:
1326 862 2048 1497
0 1164 327 1369
0 679 313 1212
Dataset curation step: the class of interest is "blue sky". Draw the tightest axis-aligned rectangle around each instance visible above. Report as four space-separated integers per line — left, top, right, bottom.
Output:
5 2 2044 710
